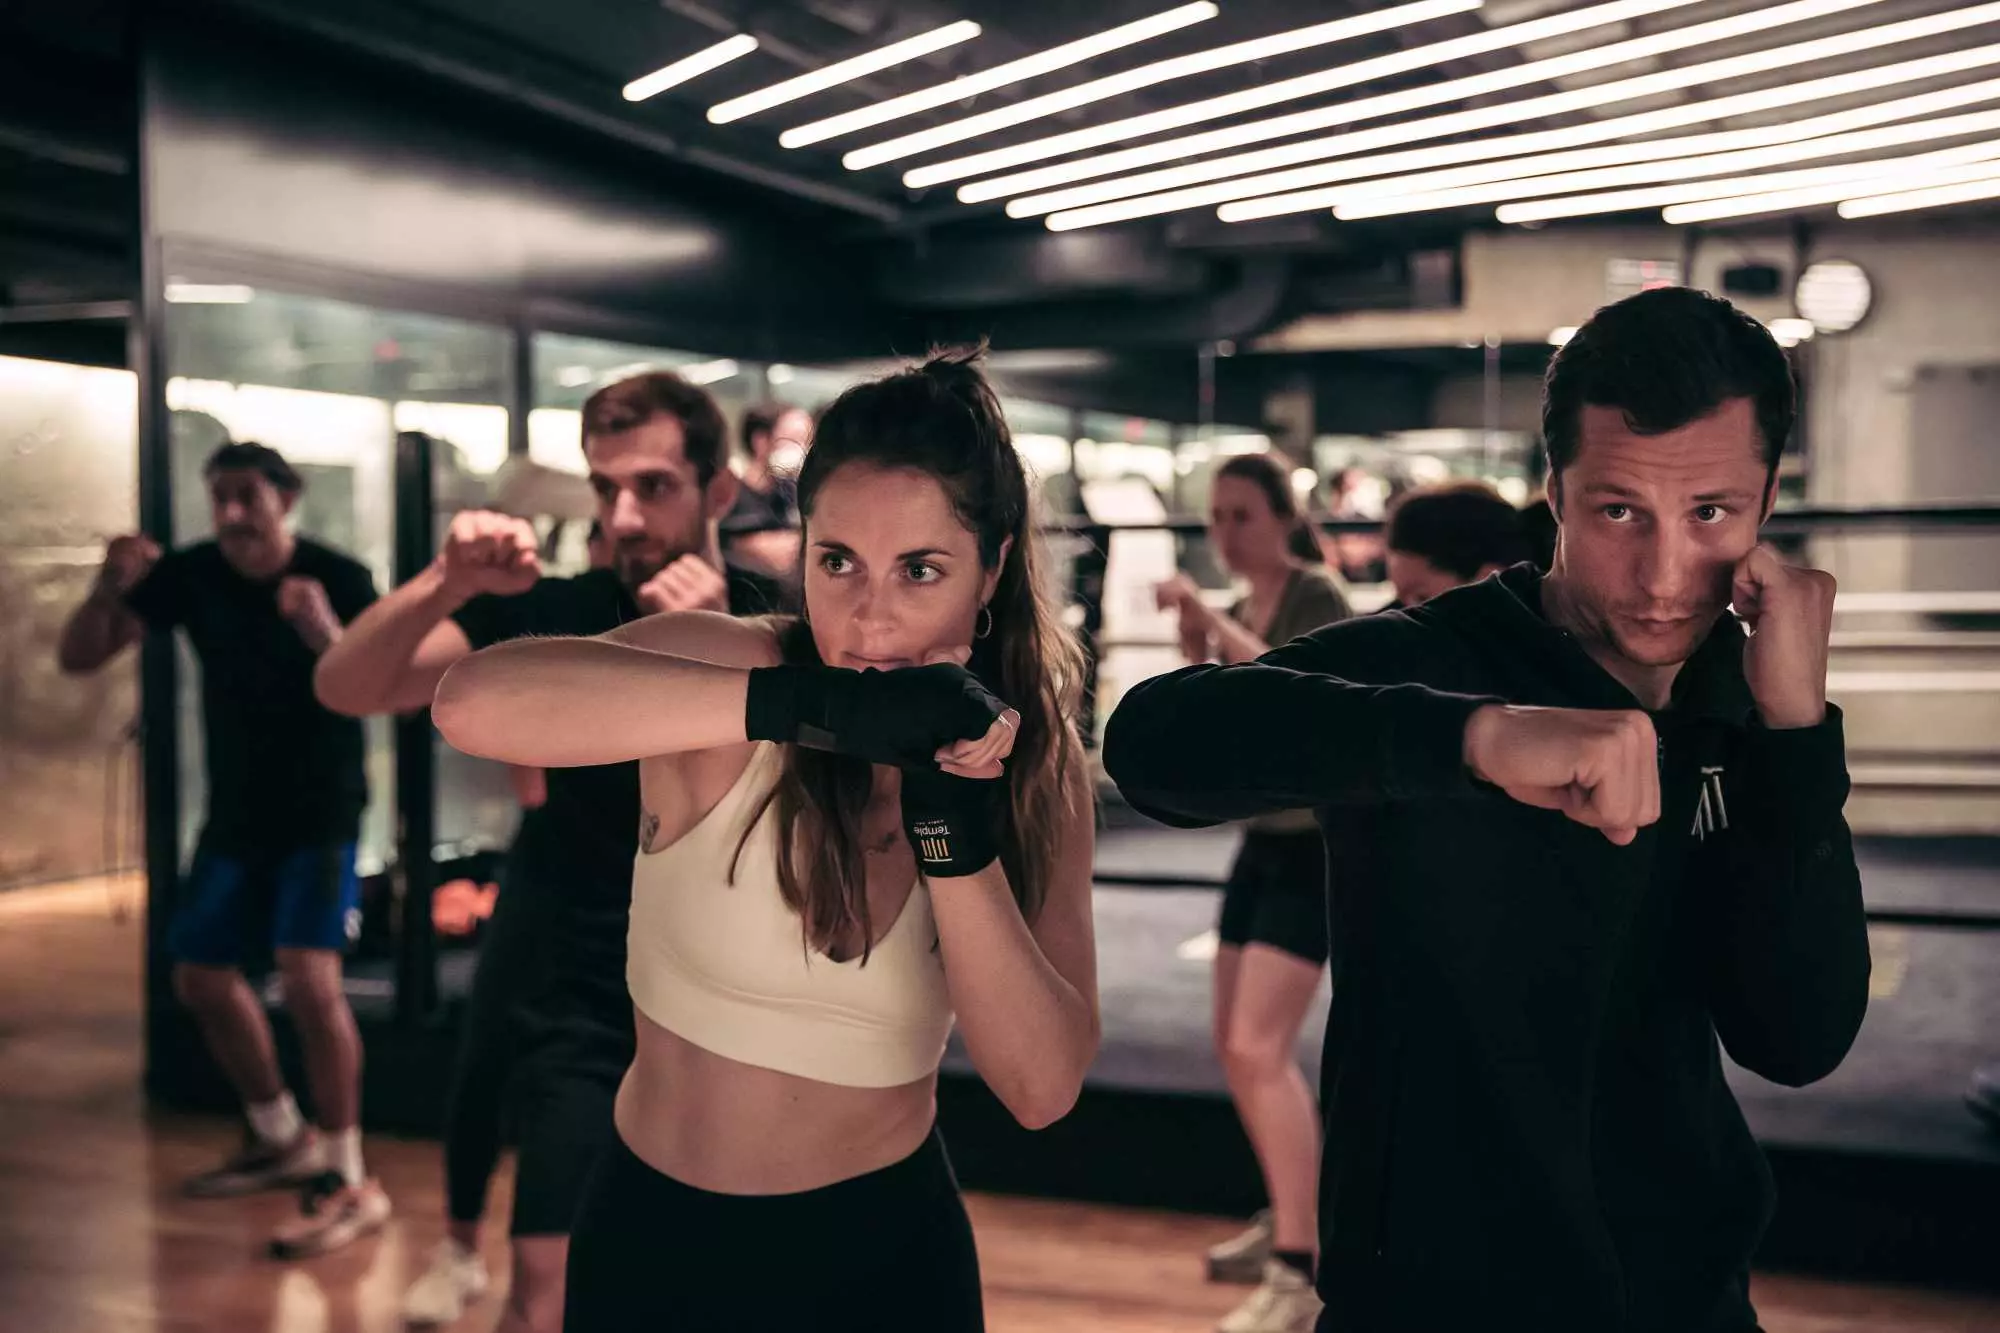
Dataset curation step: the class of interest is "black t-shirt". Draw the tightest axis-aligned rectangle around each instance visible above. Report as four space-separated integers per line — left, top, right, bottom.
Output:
720 474 797 536
125 537 378 851
450 563 779 1035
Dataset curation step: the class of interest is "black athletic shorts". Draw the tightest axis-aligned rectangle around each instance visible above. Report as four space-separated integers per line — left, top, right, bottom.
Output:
565 1126 983 1332
509 1062 619 1236
486 883 635 1238
1217 829 1330 966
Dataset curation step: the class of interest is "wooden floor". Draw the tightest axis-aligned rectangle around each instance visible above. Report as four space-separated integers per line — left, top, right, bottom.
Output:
3 877 1998 1333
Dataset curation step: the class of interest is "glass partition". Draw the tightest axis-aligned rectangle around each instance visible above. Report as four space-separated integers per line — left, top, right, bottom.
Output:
533 332 755 474
162 285 512 1016
0 357 140 890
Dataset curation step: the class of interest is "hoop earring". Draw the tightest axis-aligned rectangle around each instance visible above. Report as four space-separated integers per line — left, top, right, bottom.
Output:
975 605 994 639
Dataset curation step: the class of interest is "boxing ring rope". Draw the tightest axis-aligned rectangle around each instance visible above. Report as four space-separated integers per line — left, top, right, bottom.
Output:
1058 502 2000 933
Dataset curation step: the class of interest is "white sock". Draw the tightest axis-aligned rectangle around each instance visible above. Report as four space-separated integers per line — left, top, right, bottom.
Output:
328 1126 366 1189
246 1092 304 1146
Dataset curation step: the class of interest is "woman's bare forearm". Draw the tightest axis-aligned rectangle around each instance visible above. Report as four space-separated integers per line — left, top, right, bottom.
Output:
932 867 1098 1129
1202 603 1271 664
433 637 752 767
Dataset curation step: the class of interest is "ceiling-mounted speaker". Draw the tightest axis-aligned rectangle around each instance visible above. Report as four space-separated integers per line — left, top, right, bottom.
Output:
1721 262 1784 298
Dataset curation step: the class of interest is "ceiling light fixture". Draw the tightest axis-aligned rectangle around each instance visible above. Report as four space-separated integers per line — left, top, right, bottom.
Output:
1015 48 2000 222
839 0 1486 173
1769 317 1818 346
679 358 742 386
1310 72 2000 205
1837 173 2000 216
915 0 1885 191
1494 140 2000 222
1330 106 2000 220
164 283 256 304
624 34 759 103
779 2 1219 147
708 20 981 124
1662 153 2000 222
1027 2 2000 229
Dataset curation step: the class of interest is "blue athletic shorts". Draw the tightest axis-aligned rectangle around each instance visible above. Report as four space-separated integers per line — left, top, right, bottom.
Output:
168 840 362 968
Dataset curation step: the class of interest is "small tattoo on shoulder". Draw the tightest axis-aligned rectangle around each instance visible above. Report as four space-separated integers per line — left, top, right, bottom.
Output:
640 810 660 853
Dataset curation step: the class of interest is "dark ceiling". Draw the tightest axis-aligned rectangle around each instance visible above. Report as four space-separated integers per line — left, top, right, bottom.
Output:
3 0 1999 386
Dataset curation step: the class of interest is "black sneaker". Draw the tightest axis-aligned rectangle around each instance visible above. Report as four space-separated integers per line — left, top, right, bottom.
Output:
182 1128 326 1198
268 1169 392 1259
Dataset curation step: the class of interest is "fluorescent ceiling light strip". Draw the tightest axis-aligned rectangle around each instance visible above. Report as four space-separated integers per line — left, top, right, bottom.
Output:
1838 173 2000 216
1017 47 2000 221
624 34 759 102
994 3 2000 216
679 358 743 385
1322 76 2000 206
164 283 255 304
1331 106 2000 220
780 3 1218 148
1496 140 2000 222
708 20 981 124
1662 155 2000 221
911 0 1884 189
838 0 1486 172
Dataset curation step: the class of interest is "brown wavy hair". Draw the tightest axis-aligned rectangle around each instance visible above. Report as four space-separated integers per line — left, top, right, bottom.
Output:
732 345 1089 961
1214 451 1325 565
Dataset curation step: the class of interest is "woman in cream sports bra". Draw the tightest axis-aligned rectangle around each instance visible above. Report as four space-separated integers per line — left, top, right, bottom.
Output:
433 346 1099 1332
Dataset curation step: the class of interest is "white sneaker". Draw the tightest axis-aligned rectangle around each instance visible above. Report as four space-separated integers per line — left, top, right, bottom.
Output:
1217 1259 1323 1333
1206 1208 1273 1284
268 1172 393 1259
402 1239 491 1325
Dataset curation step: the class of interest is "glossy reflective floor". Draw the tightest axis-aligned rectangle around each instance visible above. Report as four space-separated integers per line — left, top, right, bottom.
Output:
3 877 1997 1333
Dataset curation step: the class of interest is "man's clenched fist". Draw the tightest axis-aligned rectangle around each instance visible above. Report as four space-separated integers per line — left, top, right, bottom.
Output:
99 533 161 596
277 576 341 653
636 554 728 615
437 511 540 599
1734 545 1835 731
1463 704 1661 846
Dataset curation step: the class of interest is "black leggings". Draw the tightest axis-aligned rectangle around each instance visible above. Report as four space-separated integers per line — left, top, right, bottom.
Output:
442 879 540 1225
565 1127 984 1333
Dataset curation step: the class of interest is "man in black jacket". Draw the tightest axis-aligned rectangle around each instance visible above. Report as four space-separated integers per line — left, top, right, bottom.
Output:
1103 286 1869 1333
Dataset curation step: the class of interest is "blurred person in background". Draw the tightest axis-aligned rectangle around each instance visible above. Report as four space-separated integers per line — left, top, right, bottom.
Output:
721 403 813 592
404 516 616 1326
1382 480 1535 611
318 372 775 1333
57 441 392 1257
1157 451 1351 1333
1325 466 1388 584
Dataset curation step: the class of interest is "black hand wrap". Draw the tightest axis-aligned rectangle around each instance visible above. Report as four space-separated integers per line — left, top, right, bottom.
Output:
900 765 1006 879
743 662 1003 769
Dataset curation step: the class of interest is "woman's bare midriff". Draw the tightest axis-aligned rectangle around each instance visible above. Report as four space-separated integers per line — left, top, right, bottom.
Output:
615 1007 938 1195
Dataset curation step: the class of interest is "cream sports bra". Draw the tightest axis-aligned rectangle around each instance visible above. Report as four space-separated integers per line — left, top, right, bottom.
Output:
626 742 955 1089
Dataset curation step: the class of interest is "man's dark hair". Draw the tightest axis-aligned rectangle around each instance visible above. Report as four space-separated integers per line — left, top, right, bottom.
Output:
204 441 301 495
1387 480 1531 579
581 371 729 487
1542 286 1795 491
1518 497 1557 571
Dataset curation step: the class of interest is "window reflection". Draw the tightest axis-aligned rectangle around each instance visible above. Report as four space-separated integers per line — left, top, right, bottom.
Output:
163 288 511 894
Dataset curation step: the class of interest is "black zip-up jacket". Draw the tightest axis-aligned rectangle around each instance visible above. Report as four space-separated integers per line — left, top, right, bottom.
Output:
1102 564 1870 1333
